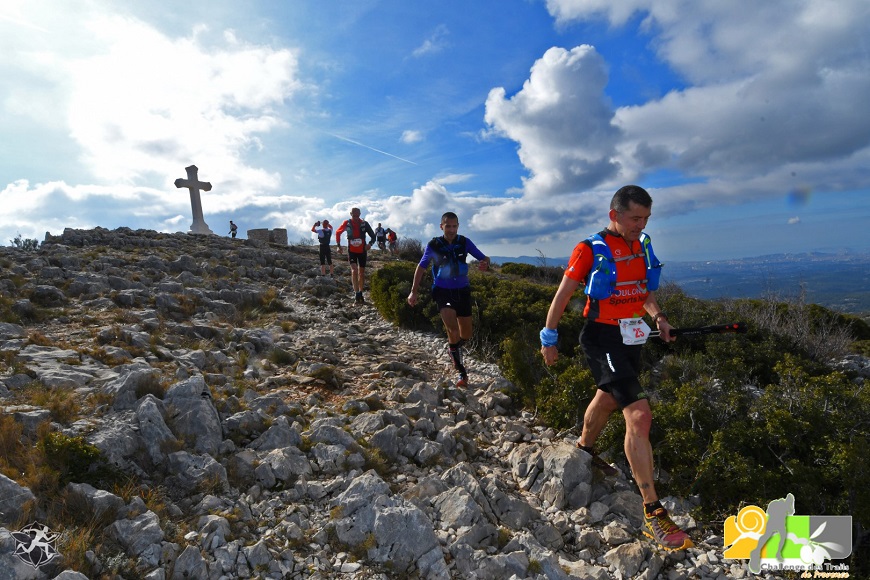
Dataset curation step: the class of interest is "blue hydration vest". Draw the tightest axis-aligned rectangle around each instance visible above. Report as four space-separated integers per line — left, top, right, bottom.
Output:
430 235 469 282
584 232 663 300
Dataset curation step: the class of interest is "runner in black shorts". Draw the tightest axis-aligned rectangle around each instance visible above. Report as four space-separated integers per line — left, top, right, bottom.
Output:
431 286 472 317
336 207 376 303
539 185 693 552
407 212 490 388
347 252 367 268
580 321 647 408
311 220 334 276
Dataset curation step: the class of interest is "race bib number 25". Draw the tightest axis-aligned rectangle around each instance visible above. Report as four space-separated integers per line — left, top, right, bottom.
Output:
619 317 651 345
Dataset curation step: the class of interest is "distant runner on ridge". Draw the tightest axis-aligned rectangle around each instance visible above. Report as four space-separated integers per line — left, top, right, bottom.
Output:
336 207 376 303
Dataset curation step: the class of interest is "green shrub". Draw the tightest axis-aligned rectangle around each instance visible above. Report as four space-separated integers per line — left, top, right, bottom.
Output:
500 327 591 428
370 262 437 331
39 432 98 480
395 237 424 262
533 359 595 429
852 340 870 356
10 233 39 251
650 345 870 528
499 262 563 284
466 272 584 353
500 262 537 278
369 262 870 569
38 431 121 489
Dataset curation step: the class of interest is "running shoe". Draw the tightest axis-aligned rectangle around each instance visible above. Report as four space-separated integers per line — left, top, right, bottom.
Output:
456 373 468 388
642 507 694 551
576 442 619 476
355 293 364 304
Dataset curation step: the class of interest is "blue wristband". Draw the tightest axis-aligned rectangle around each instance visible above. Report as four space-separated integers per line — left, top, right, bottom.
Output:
540 327 558 347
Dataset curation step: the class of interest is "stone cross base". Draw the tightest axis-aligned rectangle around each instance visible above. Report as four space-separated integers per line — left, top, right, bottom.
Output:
189 222 214 235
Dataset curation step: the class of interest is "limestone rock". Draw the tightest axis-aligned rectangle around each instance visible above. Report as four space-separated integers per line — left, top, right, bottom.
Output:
0 474 35 526
0 228 766 579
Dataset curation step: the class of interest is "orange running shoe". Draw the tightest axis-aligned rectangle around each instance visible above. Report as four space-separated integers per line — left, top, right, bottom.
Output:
642 507 694 551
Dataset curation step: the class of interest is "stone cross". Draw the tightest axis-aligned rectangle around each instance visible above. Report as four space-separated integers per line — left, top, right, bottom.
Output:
174 164 214 235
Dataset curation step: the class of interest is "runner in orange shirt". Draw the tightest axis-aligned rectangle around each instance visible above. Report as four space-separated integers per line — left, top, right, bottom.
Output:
540 185 692 552
336 207 376 303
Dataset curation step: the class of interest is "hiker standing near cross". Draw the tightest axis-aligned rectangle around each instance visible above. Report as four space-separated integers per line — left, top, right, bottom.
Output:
174 164 214 235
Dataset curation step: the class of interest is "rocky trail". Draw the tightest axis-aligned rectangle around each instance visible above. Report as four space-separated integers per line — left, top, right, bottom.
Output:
0 227 775 579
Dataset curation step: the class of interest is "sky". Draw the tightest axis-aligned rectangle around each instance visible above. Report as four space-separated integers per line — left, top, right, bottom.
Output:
1 0 869 262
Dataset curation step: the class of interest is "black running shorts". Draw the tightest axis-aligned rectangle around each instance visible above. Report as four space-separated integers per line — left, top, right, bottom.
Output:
347 251 367 268
319 244 332 265
432 286 473 317
580 321 647 408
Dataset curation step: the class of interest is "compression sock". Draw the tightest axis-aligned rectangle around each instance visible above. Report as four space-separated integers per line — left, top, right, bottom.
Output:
644 500 664 515
448 341 466 374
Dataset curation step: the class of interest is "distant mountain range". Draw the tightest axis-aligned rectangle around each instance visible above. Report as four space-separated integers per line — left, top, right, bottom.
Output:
490 251 870 316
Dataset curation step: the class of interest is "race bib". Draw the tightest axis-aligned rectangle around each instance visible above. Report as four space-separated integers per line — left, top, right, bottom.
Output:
619 317 651 345
350 239 364 248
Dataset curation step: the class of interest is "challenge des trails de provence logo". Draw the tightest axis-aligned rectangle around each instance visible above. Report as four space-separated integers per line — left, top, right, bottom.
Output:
724 493 852 576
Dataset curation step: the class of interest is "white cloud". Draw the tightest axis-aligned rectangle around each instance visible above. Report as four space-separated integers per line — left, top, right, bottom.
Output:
544 0 646 27
433 173 474 186
66 14 299 189
484 0 870 218
401 130 424 144
0 179 177 242
0 2 50 33
412 25 450 58
484 46 622 198
788 217 801 225
1 3 300 197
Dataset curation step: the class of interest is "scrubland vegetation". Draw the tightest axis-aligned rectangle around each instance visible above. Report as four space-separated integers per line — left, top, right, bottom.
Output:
371 255 870 574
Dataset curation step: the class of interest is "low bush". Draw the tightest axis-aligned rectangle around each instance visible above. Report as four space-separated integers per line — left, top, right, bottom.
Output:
499 262 564 285
10 233 39 251
371 268 870 574
369 262 437 331
499 262 537 278
395 237 424 263
38 431 121 489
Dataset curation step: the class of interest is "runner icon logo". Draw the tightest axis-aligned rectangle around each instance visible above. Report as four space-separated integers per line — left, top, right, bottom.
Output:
11 522 60 569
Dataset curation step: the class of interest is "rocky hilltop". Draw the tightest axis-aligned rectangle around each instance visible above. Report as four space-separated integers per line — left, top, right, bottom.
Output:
0 227 769 579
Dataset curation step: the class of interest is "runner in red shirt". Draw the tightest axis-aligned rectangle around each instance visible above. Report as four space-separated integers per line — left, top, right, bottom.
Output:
540 185 692 552
563 229 650 324
336 207 376 303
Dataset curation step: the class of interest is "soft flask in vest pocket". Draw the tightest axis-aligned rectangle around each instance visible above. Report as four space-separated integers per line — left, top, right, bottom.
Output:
436 260 468 280
641 234 663 291
585 255 616 299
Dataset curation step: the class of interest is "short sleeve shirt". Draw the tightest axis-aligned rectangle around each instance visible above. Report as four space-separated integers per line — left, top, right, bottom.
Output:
565 231 650 324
